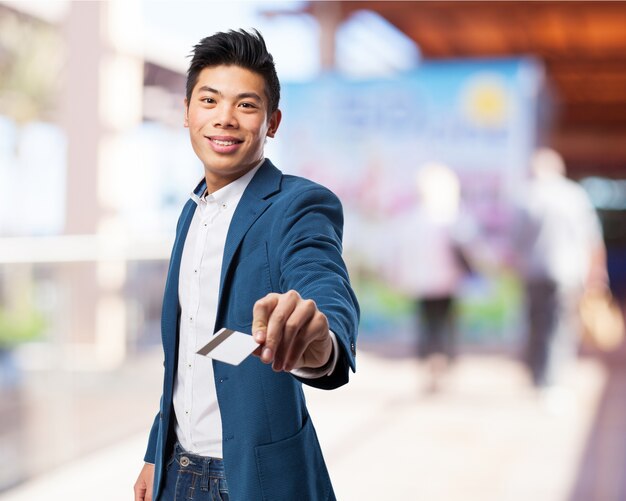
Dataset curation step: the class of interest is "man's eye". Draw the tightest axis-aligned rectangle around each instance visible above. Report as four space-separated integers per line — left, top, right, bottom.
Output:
240 102 256 109
201 97 215 104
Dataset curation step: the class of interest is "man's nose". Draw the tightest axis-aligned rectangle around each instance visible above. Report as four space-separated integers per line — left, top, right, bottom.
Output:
212 105 237 128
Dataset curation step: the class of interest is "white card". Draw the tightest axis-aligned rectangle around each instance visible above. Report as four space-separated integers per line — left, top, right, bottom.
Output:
196 328 260 366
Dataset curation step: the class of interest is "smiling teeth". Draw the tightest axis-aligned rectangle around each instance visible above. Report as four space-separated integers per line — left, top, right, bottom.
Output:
213 139 237 146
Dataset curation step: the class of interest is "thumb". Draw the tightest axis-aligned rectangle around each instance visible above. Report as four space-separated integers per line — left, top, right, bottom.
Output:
252 293 279 343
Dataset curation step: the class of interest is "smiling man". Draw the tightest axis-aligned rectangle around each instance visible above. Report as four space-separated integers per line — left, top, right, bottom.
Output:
133 29 359 501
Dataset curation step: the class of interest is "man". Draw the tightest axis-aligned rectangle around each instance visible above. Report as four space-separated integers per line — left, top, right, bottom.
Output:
133 29 359 501
512 148 607 395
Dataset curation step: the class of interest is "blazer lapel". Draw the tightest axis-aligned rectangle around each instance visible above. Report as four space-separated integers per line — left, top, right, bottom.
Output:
162 181 205 354
218 160 282 309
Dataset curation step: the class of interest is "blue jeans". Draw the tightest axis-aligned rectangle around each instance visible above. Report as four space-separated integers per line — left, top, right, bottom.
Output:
160 442 229 501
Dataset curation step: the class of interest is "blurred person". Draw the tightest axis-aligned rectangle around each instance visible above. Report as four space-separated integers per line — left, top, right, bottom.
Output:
385 163 470 392
512 147 607 401
133 30 359 501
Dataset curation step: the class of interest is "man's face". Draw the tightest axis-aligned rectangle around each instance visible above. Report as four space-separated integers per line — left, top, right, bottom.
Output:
184 64 281 192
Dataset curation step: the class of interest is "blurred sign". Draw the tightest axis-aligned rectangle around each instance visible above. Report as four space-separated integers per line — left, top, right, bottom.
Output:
277 58 542 231
274 58 543 345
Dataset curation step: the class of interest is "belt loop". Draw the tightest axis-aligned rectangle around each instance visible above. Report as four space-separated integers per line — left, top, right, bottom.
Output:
200 457 210 491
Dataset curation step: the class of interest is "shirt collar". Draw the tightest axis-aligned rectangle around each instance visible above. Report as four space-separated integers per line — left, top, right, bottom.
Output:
190 158 265 205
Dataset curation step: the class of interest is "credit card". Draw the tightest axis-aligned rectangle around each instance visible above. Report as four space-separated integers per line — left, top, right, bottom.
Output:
196 328 260 366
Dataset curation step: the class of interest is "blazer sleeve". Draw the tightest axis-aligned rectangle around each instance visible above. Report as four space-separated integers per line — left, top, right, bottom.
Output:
275 185 359 390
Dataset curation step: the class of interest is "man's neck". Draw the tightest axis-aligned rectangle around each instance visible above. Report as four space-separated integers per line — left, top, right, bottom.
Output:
204 158 265 194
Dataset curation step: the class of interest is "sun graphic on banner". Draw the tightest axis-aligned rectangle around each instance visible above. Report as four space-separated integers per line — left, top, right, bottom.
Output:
461 74 510 128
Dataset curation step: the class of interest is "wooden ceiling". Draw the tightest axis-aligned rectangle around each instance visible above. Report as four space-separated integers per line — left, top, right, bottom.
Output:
326 1 626 177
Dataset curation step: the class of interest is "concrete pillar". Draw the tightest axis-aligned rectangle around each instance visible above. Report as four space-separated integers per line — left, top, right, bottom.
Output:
58 2 103 367
61 2 103 234
58 1 143 368
311 2 342 71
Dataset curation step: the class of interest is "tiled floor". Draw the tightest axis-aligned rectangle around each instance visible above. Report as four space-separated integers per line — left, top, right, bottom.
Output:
1 341 624 501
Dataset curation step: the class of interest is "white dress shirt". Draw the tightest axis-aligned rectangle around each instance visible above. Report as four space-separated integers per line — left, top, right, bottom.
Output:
173 160 338 458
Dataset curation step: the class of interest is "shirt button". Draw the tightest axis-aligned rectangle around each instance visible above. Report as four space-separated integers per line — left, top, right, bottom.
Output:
188 364 192 368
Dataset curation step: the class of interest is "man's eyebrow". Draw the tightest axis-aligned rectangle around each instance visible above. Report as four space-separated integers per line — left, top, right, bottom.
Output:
197 86 263 102
237 92 263 102
197 85 220 94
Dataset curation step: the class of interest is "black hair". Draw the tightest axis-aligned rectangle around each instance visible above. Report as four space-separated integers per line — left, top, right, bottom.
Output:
186 29 280 114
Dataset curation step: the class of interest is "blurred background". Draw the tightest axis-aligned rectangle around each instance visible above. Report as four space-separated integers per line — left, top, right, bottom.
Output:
1 1 625 500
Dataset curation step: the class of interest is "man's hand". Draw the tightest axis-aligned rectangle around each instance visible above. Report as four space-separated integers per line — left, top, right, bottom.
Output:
252 290 332 372
134 463 155 501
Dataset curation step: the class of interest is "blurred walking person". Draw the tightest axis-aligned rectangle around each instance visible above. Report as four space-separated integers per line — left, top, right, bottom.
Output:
512 148 608 401
386 163 470 392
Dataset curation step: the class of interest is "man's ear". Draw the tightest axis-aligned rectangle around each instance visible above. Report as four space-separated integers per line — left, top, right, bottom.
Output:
183 98 189 128
266 109 282 138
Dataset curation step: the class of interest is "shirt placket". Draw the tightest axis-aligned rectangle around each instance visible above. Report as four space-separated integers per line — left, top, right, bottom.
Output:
184 199 207 445
187 197 222 448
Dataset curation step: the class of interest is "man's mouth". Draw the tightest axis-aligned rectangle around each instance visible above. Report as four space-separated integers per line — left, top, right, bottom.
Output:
208 137 243 146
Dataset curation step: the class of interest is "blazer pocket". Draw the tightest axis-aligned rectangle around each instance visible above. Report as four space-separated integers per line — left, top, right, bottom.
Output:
254 415 332 501
231 242 272 327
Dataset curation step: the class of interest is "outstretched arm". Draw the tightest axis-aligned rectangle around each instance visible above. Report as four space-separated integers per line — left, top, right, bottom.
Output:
251 186 359 389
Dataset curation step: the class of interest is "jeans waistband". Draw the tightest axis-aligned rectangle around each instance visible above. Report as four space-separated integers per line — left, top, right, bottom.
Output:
173 442 225 478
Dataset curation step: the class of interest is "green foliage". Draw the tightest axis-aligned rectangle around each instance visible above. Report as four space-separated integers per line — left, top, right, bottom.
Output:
352 273 415 339
352 268 524 345
0 308 45 349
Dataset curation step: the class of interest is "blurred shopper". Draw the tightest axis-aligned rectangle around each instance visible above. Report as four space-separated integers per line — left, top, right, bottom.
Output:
133 30 359 501
512 148 608 397
386 163 470 392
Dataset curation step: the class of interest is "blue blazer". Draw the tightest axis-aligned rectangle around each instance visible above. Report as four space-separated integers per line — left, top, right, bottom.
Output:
145 160 359 501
